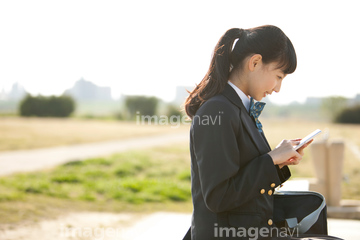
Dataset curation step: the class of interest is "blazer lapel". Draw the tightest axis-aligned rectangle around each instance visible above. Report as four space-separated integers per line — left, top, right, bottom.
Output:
260 131 271 150
240 112 271 154
222 84 271 154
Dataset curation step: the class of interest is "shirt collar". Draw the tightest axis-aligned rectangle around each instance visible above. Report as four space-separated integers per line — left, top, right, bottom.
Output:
227 81 251 112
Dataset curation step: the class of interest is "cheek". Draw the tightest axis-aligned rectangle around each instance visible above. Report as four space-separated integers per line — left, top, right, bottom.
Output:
266 78 277 89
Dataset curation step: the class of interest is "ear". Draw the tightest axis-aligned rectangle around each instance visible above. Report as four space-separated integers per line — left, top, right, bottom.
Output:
248 54 262 72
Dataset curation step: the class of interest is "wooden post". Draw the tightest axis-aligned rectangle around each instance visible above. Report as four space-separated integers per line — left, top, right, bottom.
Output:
309 138 345 206
309 141 329 201
327 140 345 206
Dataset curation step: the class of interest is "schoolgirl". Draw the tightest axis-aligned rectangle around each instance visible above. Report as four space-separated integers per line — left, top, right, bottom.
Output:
184 25 340 240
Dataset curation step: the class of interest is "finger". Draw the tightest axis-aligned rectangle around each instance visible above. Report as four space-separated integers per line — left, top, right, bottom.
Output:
285 159 299 166
297 144 306 156
303 139 314 147
295 151 303 160
288 152 302 164
297 148 304 156
297 139 314 151
288 159 300 165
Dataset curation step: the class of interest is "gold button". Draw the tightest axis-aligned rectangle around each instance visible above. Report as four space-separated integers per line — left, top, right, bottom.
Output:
260 189 265 194
268 219 273 226
270 183 276 188
268 190 273 196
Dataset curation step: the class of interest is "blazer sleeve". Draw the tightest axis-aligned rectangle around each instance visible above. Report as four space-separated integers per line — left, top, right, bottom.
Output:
192 99 286 213
276 165 291 183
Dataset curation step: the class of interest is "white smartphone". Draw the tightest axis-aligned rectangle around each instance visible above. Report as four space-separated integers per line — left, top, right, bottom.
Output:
294 129 322 150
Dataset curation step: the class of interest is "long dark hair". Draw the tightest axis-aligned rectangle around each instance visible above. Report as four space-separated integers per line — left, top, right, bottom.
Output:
184 25 297 118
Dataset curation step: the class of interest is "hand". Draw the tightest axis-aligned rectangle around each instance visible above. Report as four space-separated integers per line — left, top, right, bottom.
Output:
296 139 314 156
274 138 314 168
268 139 302 167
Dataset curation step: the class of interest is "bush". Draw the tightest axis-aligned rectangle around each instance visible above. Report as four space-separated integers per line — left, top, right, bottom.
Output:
125 95 158 119
19 94 75 117
335 105 360 124
321 96 349 121
167 104 183 118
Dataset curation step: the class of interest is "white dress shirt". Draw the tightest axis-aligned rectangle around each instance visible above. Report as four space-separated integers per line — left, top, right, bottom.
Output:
227 81 251 112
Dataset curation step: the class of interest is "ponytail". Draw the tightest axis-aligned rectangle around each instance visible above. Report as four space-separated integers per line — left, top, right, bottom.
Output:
184 25 297 118
184 28 244 118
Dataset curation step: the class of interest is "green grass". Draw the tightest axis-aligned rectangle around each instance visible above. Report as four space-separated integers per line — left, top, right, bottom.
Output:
1 117 360 227
0 144 192 225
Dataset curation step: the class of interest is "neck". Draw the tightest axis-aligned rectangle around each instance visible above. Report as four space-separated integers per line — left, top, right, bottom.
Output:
228 70 249 97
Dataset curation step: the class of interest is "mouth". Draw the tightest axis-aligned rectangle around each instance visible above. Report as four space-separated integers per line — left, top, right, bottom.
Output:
264 91 273 97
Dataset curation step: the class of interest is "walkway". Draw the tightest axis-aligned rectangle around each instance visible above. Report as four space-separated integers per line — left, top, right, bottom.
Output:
0 132 188 176
1 212 359 240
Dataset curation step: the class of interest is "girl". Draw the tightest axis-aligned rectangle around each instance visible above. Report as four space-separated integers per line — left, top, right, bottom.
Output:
184 25 331 240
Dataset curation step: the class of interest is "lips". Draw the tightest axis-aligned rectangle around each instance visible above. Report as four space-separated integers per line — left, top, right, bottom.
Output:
264 91 272 97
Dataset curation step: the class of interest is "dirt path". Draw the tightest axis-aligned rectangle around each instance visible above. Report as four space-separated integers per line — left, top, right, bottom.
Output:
0 211 191 240
1 211 360 240
0 131 188 176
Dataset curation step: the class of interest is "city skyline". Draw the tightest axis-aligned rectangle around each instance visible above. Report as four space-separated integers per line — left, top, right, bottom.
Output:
2 79 359 108
1 1 359 105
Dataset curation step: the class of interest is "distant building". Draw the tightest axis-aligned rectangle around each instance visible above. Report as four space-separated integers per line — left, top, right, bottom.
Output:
355 94 360 104
0 88 6 100
1 82 27 101
349 94 360 106
63 78 113 101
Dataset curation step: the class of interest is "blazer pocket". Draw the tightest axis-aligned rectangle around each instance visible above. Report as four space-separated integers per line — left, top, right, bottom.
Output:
227 213 262 229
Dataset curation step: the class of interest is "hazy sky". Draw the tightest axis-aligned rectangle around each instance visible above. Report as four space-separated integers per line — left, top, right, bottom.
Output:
0 0 359 105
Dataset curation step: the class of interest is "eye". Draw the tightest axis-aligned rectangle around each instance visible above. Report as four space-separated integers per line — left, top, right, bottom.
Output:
277 76 282 80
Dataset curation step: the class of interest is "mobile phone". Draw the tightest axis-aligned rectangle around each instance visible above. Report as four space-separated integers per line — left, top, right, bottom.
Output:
294 129 322 150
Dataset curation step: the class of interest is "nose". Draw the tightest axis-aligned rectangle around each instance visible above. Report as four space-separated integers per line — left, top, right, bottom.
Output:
273 80 282 93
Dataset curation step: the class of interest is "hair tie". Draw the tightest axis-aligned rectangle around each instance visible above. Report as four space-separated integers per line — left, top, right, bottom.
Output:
231 28 244 52
231 38 239 52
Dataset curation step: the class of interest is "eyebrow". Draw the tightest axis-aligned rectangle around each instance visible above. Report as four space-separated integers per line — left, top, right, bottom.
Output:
279 69 286 76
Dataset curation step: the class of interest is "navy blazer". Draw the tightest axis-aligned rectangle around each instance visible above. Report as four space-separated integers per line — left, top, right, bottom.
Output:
190 84 291 239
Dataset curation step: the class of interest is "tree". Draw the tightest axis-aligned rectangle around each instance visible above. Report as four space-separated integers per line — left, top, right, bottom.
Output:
321 96 348 122
19 94 75 117
335 105 360 124
125 96 159 119
166 104 183 118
